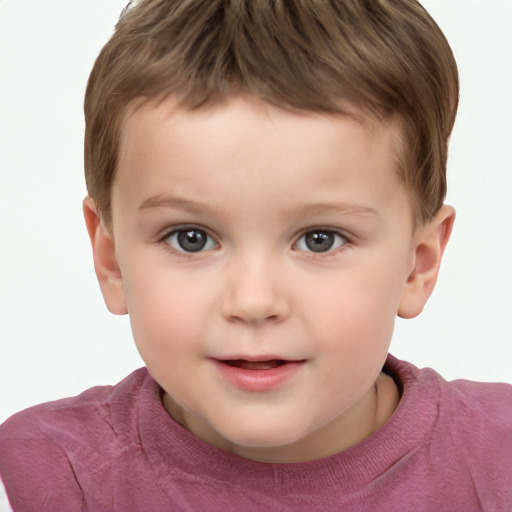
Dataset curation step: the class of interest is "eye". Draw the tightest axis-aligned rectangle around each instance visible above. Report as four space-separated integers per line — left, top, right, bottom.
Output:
295 229 347 253
165 228 217 253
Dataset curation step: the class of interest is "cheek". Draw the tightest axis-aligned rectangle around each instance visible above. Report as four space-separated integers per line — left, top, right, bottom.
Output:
303 268 402 403
306 258 406 351
122 266 211 361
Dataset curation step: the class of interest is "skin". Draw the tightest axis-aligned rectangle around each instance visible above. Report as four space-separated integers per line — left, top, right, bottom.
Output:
84 96 454 463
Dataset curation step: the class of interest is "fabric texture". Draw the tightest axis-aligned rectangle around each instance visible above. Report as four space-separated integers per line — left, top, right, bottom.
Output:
1 355 511 512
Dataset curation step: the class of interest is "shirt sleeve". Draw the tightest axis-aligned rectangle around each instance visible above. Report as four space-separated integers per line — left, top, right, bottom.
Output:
0 432 85 512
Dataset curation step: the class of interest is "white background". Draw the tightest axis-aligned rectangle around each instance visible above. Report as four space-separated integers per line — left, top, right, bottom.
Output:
1 1 511 423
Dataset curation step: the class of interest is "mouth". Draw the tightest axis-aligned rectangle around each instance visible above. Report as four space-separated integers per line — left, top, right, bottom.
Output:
213 357 305 391
222 359 288 370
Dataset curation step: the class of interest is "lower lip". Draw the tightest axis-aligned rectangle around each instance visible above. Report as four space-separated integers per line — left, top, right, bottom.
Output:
213 360 305 392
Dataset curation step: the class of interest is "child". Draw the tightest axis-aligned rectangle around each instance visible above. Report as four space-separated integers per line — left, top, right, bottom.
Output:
1 0 510 510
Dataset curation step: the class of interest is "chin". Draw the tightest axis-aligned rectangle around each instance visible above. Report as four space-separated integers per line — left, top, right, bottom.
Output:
217 420 310 452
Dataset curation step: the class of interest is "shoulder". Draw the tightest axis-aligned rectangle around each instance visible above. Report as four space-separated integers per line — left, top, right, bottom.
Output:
395 356 512 459
411 361 512 508
0 367 150 443
385 356 512 509
436 375 512 445
388 355 512 432
0 368 151 511
439 378 512 509
439 377 512 460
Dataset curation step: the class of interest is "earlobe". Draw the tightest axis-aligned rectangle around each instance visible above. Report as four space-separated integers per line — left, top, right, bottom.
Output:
398 205 455 319
83 197 128 315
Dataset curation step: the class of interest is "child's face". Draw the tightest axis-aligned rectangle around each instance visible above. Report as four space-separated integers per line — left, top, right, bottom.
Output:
98 96 434 462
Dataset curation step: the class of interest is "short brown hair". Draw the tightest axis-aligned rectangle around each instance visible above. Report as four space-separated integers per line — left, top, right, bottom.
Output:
84 0 459 226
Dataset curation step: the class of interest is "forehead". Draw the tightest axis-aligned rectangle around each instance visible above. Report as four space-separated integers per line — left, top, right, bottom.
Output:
114 96 409 223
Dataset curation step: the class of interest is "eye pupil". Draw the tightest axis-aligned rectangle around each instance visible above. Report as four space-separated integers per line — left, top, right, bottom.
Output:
177 229 207 252
305 231 335 252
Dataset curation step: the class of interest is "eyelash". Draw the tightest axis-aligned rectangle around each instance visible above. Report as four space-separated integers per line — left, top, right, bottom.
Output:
158 225 351 258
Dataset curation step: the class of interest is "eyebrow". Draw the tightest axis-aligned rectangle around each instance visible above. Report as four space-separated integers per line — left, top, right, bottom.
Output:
139 194 216 215
293 203 379 220
139 194 379 221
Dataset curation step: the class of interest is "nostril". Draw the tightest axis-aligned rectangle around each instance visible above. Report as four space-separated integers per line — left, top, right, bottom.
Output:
227 313 282 325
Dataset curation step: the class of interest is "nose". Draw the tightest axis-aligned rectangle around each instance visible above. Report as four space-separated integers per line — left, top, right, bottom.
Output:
221 253 290 325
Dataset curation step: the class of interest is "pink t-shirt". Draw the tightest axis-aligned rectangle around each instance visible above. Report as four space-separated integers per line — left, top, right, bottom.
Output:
1 355 511 511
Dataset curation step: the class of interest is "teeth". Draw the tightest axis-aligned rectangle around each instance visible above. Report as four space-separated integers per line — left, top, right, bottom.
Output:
225 359 284 370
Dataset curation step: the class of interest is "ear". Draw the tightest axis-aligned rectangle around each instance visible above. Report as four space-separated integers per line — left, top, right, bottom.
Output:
83 196 128 315
398 205 455 319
